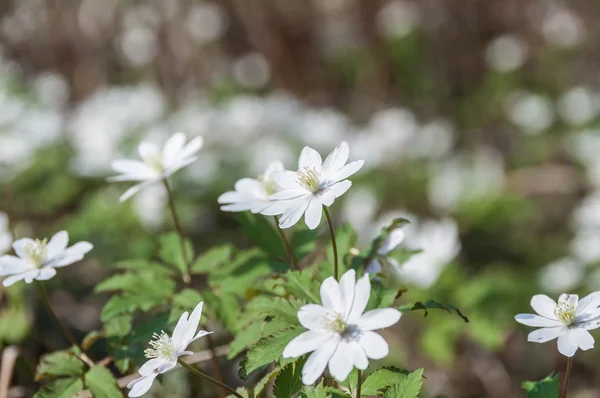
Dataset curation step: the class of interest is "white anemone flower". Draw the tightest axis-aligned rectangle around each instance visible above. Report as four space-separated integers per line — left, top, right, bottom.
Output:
217 161 285 213
282 270 401 385
0 231 92 287
365 228 405 274
128 301 212 397
515 293 600 357
109 132 203 202
262 142 363 229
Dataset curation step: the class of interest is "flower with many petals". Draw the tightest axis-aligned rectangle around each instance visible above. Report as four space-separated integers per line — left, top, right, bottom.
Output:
282 269 401 385
262 142 363 229
515 292 600 357
109 132 203 202
0 231 92 287
217 161 285 213
128 301 212 397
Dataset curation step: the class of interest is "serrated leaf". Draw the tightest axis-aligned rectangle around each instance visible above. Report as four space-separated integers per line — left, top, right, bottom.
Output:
192 244 233 274
96 271 175 298
248 297 305 325
158 232 194 276
203 291 242 333
228 323 263 359
254 365 286 396
33 377 84 398
36 351 86 381
240 327 303 379
383 369 423 398
340 369 359 397
361 367 410 396
104 315 133 338
234 213 286 258
299 382 328 398
84 365 122 398
522 373 559 398
280 269 320 303
273 358 305 398
398 301 469 323
366 281 403 311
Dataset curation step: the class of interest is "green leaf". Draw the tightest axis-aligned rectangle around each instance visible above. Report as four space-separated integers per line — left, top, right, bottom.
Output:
366 281 403 311
96 270 175 298
36 351 86 381
299 382 328 398
84 366 122 398
82 330 103 350
254 365 286 396
240 327 303 379
340 369 359 397
281 269 320 303
291 224 319 261
173 289 204 310
203 291 242 332
158 232 195 276
192 244 233 274
104 315 133 338
398 301 469 323
248 297 305 325
273 358 305 398
228 323 263 359
234 213 286 258
101 293 167 321
362 367 410 396
33 377 84 398
522 373 559 398
383 369 424 398
113 259 175 276
326 223 356 271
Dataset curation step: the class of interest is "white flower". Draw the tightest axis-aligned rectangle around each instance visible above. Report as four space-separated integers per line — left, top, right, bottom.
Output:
0 231 92 287
128 301 212 397
262 142 363 229
365 228 405 274
217 161 285 213
109 132 203 202
0 212 12 255
282 270 401 385
515 293 600 357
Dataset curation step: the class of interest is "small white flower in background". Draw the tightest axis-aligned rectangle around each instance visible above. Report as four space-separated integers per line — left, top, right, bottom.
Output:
109 132 203 202
128 301 212 397
365 228 406 275
515 293 600 357
282 270 401 385
262 142 363 230
0 212 12 255
0 231 92 287
217 161 285 213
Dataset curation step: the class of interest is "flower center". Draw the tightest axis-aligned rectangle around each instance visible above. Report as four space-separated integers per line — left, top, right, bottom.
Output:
142 153 165 174
324 312 348 334
297 167 321 193
144 331 175 359
554 295 577 326
24 239 48 267
259 174 279 196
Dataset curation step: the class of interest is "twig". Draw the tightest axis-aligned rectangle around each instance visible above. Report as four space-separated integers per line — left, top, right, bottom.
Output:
0 346 19 398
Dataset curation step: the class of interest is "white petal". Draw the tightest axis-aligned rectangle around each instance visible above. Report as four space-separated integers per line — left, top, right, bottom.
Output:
221 201 268 213
347 274 371 323
278 197 311 229
322 142 349 174
577 291 600 315
320 277 343 313
298 304 330 330
365 259 382 275
301 337 339 385
12 238 34 259
515 314 562 328
138 141 160 160
35 267 57 281
120 181 156 202
157 360 177 374
298 146 322 172
330 160 363 182
358 309 402 331
338 270 356 319
177 136 203 160
283 330 332 358
350 342 369 370
171 311 190 348
179 302 204 349
378 229 405 255
46 242 93 268
304 198 323 230
263 161 285 180
359 331 389 360
138 358 167 377
270 189 308 201
272 171 303 190
571 328 595 351
527 327 564 343
46 231 69 259
557 329 579 357
3 273 28 287
111 160 156 179
0 256 28 276
328 341 355 382
127 373 157 397
163 156 198 176
581 314 600 330
162 132 187 166
326 180 352 199
319 190 335 207
190 330 213 343
530 295 558 319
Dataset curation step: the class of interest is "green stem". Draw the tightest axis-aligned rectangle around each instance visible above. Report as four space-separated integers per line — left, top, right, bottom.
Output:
274 216 298 269
356 369 362 398
562 357 573 398
37 282 94 367
163 179 191 284
323 206 338 279
178 359 243 398
205 333 227 398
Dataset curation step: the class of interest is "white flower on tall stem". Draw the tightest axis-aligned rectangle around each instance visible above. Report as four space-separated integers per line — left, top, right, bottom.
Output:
217 161 285 213
515 293 600 357
283 270 401 385
109 132 203 202
128 301 212 397
262 142 363 229
0 231 92 287
365 228 405 275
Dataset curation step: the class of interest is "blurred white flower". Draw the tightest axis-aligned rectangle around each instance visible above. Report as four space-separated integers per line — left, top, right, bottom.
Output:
515 293 600 357
299 109 349 151
128 302 212 397
541 8 585 49
187 3 227 44
566 129 600 167
558 86 598 127
218 161 285 213
0 212 12 255
233 53 270 89
33 73 70 108
109 132 203 202
393 218 461 288
341 187 378 235
571 193 600 230
376 0 420 38
539 257 584 293
0 231 93 287
485 34 528 73
408 118 455 159
119 27 157 66
263 142 363 229
134 184 167 231
283 270 401 385
365 227 405 274
506 91 555 134
570 230 600 266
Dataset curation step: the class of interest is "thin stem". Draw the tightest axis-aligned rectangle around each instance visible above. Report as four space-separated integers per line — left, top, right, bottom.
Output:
561 357 573 398
274 216 298 269
163 179 191 284
356 370 362 398
37 282 94 367
178 359 243 398
205 334 227 398
323 206 338 279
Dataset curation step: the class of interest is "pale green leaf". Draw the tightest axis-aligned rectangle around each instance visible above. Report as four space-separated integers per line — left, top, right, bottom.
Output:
158 232 195 276
84 366 122 398
36 351 86 381
522 373 559 398
192 244 233 274
240 327 303 379
33 377 84 398
383 369 423 398
361 367 410 396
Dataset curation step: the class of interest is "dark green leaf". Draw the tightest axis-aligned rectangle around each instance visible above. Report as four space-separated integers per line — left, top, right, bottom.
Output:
33 377 84 398
383 368 423 398
84 366 122 398
240 327 303 379
522 373 559 398
398 301 469 323
234 213 286 258
366 281 403 311
273 358 305 398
